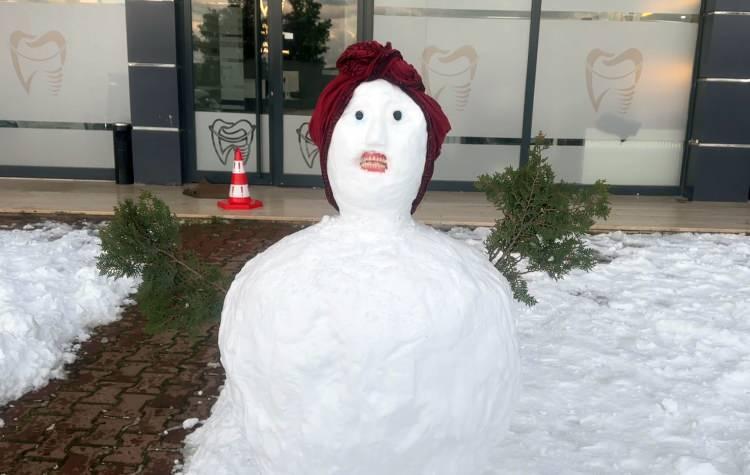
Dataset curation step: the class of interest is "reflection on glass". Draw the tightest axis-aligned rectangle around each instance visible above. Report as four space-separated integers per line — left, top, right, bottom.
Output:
192 0 266 113
282 0 357 112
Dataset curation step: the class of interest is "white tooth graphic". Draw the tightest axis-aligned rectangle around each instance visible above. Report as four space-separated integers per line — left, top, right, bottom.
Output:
296 122 319 169
585 48 643 115
421 45 478 112
209 119 256 165
10 31 67 96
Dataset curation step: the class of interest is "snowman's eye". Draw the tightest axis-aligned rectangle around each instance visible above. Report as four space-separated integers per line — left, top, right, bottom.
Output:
355 111 364 120
393 110 402 121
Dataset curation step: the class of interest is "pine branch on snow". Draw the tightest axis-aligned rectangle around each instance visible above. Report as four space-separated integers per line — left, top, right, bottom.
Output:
97 191 228 333
476 133 611 306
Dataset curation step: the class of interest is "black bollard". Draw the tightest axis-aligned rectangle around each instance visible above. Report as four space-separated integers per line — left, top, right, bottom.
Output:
112 123 134 184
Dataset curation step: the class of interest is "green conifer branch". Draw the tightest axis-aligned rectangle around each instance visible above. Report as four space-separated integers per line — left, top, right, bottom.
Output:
97 191 229 332
476 132 612 306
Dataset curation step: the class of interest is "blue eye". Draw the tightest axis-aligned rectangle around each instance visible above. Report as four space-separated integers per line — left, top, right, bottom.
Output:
355 111 364 120
393 110 402 121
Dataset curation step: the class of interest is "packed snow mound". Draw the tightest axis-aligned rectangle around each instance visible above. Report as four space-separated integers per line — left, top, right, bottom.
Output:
0 222 138 406
183 217 520 474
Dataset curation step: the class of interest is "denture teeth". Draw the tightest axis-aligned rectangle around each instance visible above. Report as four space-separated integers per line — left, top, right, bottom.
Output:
360 151 387 172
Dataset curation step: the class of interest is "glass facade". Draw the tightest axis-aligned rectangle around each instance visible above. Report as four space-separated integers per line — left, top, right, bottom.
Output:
372 0 700 185
0 1 130 170
0 0 707 193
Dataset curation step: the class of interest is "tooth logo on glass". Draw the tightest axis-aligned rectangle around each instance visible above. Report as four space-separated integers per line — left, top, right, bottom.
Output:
421 45 478 113
585 48 643 140
585 48 643 114
209 119 256 166
10 30 67 96
296 122 319 169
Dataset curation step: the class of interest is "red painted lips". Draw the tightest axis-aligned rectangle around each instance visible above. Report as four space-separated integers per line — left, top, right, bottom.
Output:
360 151 387 173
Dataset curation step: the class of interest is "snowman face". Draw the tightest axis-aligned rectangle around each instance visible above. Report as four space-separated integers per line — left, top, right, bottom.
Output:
327 79 428 216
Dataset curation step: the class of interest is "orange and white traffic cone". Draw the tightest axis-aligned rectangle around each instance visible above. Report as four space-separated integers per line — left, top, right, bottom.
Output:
217 148 263 210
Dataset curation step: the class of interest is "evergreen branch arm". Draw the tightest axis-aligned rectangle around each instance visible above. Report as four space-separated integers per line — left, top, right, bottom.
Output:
155 247 228 293
97 191 229 333
476 133 611 306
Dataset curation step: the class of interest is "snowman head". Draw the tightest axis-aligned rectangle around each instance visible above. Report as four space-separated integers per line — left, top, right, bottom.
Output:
309 41 450 216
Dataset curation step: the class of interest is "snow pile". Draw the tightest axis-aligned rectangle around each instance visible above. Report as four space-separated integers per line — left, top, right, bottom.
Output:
0 222 138 406
183 418 201 430
445 229 750 474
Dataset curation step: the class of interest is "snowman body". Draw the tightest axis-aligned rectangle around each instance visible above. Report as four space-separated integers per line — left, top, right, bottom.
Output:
183 79 519 474
214 216 518 474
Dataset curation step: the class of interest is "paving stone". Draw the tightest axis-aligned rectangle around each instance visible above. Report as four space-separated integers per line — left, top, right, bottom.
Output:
156 351 191 367
0 441 35 471
19 383 58 402
142 363 180 375
25 428 85 460
106 394 154 418
172 365 205 386
141 450 180 475
90 352 129 370
158 427 189 449
100 365 145 384
194 345 219 363
102 433 158 465
126 372 173 395
91 463 135 474
80 383 132 405
147 330 178 346
168 337 200 354
5 414 62 442
124 407 175 435
39 391 91 415
201 373 225 396
59 371 112 392
180 396 212 421
124 346 160 363
64 403 105 430
9 459 59 475
57 452 94 475
80 417 133 446
146 385 193 409
0 403 33 428
116 363 149 378
58 445 112 474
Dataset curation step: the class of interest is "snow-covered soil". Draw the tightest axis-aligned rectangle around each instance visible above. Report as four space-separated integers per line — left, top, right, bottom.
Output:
0 222 138 407
450 229 750 475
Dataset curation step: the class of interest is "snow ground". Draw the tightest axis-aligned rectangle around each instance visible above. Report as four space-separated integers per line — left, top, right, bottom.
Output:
0 222 138 407
449 229 750 475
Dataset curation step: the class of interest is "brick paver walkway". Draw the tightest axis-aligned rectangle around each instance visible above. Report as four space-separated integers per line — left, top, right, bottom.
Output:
0 217 303 474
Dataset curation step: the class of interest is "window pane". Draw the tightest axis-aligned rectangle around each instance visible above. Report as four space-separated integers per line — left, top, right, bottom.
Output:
374 0 531 181
532 6 699 185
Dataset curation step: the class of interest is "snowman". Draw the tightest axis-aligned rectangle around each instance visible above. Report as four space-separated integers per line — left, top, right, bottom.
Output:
183 41 519 475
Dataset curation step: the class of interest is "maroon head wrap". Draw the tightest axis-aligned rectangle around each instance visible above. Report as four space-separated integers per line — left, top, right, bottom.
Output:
309 41 451 214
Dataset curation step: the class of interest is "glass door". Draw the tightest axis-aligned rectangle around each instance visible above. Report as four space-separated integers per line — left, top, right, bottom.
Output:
191 0 271 183
189 0 357 184
278 0 358 183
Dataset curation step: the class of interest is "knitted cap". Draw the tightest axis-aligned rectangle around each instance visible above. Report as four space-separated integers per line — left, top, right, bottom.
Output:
308 41 451 214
